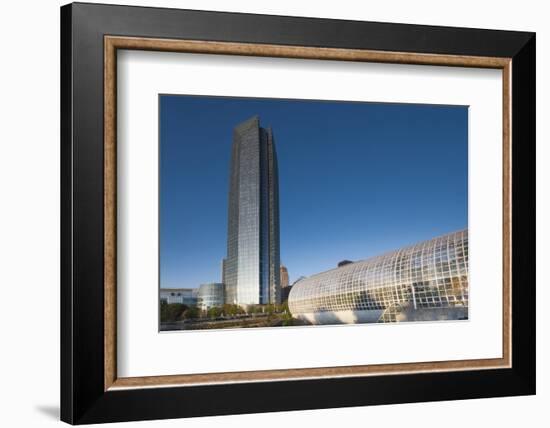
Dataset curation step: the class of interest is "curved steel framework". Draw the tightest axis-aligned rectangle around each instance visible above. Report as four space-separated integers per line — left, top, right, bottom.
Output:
288 229 468 322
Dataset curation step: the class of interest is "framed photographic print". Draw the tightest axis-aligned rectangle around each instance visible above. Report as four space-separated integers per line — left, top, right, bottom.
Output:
60 2 535 424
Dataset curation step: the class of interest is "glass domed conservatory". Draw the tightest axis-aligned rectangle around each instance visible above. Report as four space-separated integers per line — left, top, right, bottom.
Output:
288 229 468 324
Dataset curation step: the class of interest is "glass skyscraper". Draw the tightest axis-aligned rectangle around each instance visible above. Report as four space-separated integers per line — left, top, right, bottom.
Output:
225 116 281 306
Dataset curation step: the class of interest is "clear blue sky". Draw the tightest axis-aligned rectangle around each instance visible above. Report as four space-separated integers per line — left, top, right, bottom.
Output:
160 95 468 289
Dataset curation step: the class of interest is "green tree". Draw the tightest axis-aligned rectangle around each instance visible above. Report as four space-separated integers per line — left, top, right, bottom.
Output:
247 305 262 315
281 309 294 326
207 307 222 319
222 304 244 317
279 301 289 314
182 305 200 320
160 303 187 323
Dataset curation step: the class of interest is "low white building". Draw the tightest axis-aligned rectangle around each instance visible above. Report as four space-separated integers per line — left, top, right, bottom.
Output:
160 288 198 306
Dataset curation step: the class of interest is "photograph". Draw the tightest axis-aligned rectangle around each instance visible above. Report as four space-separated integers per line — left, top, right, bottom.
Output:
159 95 469 331
53 2 537 424
55 2 537 424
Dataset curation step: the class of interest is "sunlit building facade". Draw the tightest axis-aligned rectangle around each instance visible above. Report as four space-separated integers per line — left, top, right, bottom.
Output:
280 265 289 288
225 116 281 306
198 283 225 310
288 229 468 324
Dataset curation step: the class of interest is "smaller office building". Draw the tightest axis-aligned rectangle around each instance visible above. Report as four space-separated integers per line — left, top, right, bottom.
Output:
280 265 289 288
198 283 225 310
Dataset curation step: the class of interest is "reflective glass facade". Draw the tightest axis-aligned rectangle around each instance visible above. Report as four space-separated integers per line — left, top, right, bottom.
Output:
225 116 281 305
197 283 225 310
288 229 468 323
